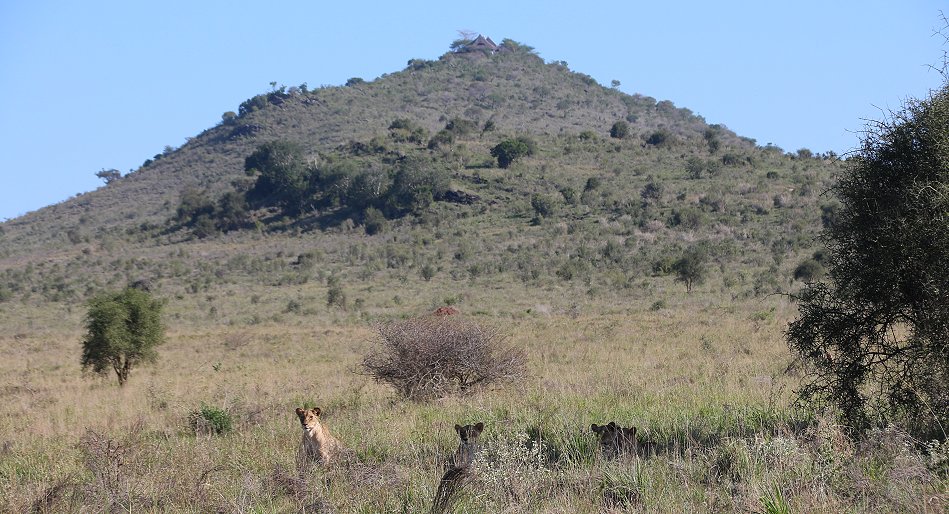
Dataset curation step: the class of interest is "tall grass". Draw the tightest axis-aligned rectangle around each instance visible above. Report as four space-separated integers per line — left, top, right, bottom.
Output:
0 298 945 512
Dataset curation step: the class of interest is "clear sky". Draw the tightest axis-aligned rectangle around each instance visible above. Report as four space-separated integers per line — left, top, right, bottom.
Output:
0 1 945 221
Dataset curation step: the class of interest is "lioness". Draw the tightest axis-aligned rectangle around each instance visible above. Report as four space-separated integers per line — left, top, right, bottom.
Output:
432 421 485 514
591 421 638 459
295 406 341 466
449 422 484 469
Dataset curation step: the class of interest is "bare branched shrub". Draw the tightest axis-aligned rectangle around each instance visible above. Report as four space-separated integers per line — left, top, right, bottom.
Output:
360 315 526 401
78 430 141 510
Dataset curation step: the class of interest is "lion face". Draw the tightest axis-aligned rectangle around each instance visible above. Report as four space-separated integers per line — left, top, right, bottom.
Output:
454 422 484 444
295 407 322 431
591 421 637 457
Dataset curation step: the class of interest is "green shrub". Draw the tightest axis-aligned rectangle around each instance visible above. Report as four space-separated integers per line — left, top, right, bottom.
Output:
188 404 233 436
327 284 347 309
646 130 671 146
491 138 535 168
793 259 824 282
530 194 559 218
362 207 386 235
610 120 629 139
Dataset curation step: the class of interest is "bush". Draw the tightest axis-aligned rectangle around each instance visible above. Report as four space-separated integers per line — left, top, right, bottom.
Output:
610 120 629 139
530 194 559 218
360 315 526 401
491 138 534 168
362 207 386 235
327 283 347 309
673 246 707 293
645 130 671 146
793 259 824 282
188 404 233 436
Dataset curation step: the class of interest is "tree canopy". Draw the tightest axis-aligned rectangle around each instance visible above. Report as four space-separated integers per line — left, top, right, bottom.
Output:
787 81 949 440
81 286 165 386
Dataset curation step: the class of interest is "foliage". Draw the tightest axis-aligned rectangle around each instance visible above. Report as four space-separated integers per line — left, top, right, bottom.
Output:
673 246 707 293
95 168 121 185
491 138 533 168
327 282 347 309
609 120 629 139
385 156 449 215
792 259 824 282
530 194 559 218
499 39 537 55
787 82 949 440
188 404 233 436
174 188 248 236
245 140 310 215
362 206 386 235
360 315 526 401
388 118 428 145
80 286 164 386
645 130 671 146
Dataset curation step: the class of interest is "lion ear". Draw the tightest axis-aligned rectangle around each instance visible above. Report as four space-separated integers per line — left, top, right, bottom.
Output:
473 422 484 434
608 421 617 429
295 407 305 418
591 424 600 433
454 424 462 433
313 407 321 417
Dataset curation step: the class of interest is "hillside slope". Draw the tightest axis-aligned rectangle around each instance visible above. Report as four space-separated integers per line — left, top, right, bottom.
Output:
0 40 839 321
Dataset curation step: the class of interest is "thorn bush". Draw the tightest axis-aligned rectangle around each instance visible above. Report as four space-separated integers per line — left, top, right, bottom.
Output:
360 315 526 401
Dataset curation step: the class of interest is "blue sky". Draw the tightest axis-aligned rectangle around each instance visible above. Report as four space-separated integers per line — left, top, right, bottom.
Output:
0 1 945 221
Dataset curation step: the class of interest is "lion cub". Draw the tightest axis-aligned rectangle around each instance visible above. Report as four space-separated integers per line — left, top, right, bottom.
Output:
432 422 485 514
448 422 484 469
295 406 342 466
591 421 638 459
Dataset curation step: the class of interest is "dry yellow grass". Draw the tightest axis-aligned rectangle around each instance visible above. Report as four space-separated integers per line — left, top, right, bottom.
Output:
0 293 944 512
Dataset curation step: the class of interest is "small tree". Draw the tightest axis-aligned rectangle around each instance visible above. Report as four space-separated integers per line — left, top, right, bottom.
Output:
244 140 310 215
673 247 707 293
491 138 532 168
95 168 121 184
609 120 629 139
81 287 164 386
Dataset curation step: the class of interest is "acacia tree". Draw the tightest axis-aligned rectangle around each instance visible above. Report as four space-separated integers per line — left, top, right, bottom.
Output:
787 81 949 440
673 246 707 293
95 168 121 184
81 287 165 386
490 138 533 168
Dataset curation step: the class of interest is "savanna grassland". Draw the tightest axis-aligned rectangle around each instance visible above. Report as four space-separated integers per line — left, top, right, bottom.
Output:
1 40 946 512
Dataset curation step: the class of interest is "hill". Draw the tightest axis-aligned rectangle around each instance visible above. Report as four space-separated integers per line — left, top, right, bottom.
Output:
0 39 839 321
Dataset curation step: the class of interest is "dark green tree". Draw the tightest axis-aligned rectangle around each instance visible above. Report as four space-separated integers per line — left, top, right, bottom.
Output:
491 138 533 168
386 157 448 214
609 120 629 139
787 81 949 440
672 247 707 293
81 287 164 386
215 191 249 232
245 140 310 215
